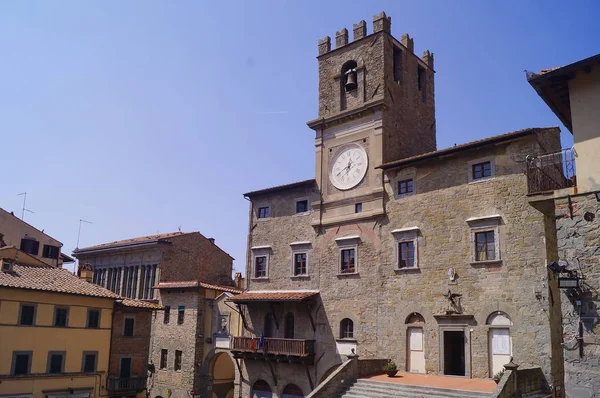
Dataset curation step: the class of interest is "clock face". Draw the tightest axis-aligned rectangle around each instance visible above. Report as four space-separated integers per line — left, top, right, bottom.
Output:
329 143 368 190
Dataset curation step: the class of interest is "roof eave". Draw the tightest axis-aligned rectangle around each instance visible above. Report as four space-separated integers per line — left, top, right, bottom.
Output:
73 240 172 256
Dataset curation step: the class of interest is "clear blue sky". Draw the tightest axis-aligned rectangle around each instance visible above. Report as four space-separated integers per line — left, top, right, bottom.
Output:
1 1 597 274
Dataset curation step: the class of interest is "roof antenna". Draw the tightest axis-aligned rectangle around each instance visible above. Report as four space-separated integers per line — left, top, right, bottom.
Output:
17 192 34 221
76 219 93 249
178 225 182 233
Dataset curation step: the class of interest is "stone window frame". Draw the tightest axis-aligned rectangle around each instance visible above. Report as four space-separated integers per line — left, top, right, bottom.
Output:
47 350 66 374
468 157 496 184
119 355 133 377
123 313 136 337
392 167 417 199
289 242 311 279
339 318 355 340
11 350 33 375
81 351 98 373
392 227 420 271
294 197 310 215
467 215 502 265
335 236 360 276
251 246 271 280
53 306 69 327
19 302 37 326
257 205 271 220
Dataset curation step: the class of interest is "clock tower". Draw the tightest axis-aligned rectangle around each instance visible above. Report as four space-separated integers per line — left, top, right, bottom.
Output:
307 12 436 227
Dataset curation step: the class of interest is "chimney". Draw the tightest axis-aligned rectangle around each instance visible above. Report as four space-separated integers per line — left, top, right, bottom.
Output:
234 272 245 290
78 263 94 283
208 238 215 244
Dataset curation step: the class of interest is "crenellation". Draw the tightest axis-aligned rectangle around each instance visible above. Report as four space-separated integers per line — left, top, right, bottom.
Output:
335 28 348 48
422 50 434 69
401 33 414 53
372 11 391 33
353 20 367 41
318 36 331 56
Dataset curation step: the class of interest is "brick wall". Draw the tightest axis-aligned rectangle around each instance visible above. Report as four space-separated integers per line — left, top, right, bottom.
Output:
109 306 152 378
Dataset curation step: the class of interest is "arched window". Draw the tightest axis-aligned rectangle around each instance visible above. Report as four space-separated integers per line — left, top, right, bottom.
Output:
487 312 512 326
284 313 294 339
341 60 358 92
251 380 272 398
340 318 354 339
487 312 512 377
406 312 425 324
282 383 304 398
264 313 275 338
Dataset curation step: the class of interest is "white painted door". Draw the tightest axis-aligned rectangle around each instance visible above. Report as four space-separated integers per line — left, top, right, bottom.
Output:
408 327 425 373
490 328 511 376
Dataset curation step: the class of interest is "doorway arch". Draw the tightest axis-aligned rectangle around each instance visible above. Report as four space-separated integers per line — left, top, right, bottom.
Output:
282 383 304 397
209 352 235 398
487 312 512 377
406 312 425 373
251 379 273 398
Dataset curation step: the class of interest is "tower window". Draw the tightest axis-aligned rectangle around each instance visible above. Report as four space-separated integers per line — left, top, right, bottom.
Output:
341 60 358 93
393 46 403 82
417 66 425 90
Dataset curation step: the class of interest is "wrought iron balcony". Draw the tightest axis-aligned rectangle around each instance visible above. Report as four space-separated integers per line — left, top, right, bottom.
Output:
231 336 315 364
526 147 576 195
107 376 147 392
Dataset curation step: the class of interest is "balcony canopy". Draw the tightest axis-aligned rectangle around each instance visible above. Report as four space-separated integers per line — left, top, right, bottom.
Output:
229 290 319 304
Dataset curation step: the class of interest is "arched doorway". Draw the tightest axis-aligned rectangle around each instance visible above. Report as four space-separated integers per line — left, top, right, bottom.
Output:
487 312 512 377
406 312 425 373
282 384 304 398
251 380 272 398
209 352 235 398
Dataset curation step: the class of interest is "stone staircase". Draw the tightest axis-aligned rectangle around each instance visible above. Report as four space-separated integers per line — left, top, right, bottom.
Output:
338 379 494 398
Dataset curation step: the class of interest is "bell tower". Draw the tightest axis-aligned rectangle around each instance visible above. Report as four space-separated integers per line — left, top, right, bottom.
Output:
307 12 436 227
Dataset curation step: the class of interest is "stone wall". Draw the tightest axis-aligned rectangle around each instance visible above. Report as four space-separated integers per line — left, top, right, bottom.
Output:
306 359 356 398
555 192 600 398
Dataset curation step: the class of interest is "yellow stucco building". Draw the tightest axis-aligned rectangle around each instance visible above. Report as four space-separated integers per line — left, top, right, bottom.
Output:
0 247 120 398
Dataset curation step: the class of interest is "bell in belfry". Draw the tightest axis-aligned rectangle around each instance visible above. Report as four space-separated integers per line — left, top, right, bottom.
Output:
344 68 357 92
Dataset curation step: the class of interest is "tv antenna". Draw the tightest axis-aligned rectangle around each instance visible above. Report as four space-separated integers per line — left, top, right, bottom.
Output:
17 192 34 221
76 219 93 249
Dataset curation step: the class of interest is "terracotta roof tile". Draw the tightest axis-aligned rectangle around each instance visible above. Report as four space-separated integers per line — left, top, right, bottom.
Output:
0 263 121 299
118 298 163 310
229 290 319 302
243 179 316 198
75 232 193 252
154 280 243 294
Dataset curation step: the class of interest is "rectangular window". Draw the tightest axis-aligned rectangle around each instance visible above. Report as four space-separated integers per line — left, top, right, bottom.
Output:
160 349 168 369
54 307 68 327
398 179 414 195
47 352 65 374
255 256 267 278
174 350 182 371
177 306 185 325
42 245 60 259
293 253 307 276
417 66 425 91
164 306 171 324
258 206 270 219
2 260 11 272
475 231 496 261
393 46 403 82
472 161 492 180
295 200 309 214
132 266 138 298
355 203 362 213
20 238 39 255
20 304 35 325
82 352 97 373
12 352 31 375
398 241 415 268
340 248 356 273
87 309 100 328
123 317 135 336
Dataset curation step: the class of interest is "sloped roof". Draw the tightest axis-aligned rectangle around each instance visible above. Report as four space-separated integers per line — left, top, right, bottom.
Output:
154 280 243 294
74 232 192 253
243 179 316 198
118 298 163 310
229 290 319 303
0 263 121 299
378 127 559 170
0 246 50 267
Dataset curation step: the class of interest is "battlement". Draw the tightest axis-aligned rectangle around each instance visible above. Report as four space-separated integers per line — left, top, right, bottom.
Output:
317 11 433 68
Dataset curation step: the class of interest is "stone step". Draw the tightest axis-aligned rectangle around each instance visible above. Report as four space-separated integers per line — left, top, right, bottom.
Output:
339 379 494 398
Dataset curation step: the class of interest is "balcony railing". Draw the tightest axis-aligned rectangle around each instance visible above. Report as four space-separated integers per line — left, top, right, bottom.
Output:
526 147 576 195
107 376 147 392
231 337 315 362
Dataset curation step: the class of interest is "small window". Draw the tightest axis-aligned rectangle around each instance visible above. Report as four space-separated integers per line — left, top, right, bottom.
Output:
174 350 182 371
340 318 354 339
293 252 307 276
42 245 60 259
87 309 100 328
355 203 362 213
2 260 12 272
340 248 356 274
417 66 425 91
393 46 403 82
255 256 267 278
177 306 185 325
258 206 270 219
20 238 39 255
20 304 35 325
398 241 415 268
164 306 171 324
295 200 309 214
82 352 97 373
284 313 295 339
123 317 135 336
475 231 496 261
160 349 168 369
472 161 492 180
12 352 31 375
54 307 68 327
48 352 65 374
398 179 414 195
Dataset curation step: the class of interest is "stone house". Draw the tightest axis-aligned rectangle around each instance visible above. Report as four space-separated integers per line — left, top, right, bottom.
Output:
527 53 600 398
232 12 566 398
